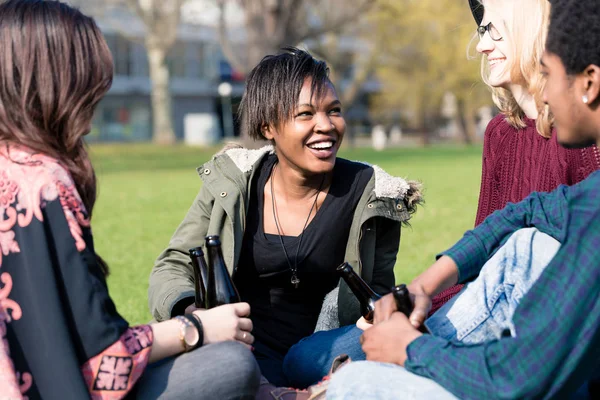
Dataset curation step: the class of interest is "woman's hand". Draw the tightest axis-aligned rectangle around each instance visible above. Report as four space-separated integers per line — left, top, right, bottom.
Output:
356 316 373 331
193 303 254 347
184 303 203 314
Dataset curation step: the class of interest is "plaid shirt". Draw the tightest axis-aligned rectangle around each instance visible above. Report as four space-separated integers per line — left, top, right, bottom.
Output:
404 171 600 399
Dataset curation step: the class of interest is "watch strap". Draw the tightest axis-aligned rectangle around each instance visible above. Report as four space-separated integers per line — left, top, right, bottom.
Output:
174 315 193 352
183 313 204 350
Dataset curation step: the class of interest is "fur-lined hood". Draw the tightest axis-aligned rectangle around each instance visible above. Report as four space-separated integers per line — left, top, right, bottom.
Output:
213 143 423 215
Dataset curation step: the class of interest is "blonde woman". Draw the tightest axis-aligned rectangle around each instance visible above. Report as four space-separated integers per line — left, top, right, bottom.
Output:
431 0 600 312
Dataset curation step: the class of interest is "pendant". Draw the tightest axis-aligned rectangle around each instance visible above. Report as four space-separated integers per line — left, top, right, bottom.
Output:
291 274 300 289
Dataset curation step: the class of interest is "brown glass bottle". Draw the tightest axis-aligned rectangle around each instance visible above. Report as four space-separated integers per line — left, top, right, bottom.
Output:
337 262 381 323
189 247 208 308
392 284 413 317
392 284 430 334
205 235 240 308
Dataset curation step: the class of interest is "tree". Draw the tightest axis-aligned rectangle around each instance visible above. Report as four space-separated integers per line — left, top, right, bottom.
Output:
71 0 186 145
369 0 491 145
217 0 377 144
217 0 373 74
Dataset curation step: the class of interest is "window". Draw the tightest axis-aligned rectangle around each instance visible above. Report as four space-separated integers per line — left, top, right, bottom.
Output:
105 34 132 76
168 41 187 78
131 42 149 77
183 42 206 79
115 36 131 76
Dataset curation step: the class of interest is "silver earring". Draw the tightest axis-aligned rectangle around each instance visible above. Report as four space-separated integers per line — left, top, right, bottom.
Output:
583 95 589 104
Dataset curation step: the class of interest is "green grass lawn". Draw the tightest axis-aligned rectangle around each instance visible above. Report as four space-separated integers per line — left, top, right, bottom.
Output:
90 143 483 325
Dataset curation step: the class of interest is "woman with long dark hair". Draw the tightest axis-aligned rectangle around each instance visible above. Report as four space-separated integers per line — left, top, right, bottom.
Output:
0 1 259 398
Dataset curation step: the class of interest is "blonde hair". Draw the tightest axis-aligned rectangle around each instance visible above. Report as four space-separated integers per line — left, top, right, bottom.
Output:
479 0 553 138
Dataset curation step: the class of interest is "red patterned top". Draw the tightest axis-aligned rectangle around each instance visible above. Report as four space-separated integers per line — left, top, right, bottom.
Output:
431 115 600 313
0 145 153 399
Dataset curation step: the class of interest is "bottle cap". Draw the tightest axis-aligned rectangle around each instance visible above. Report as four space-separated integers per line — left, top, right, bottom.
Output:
189 246 204 256
205 235 221 246
336 262 352 274
392 284 408 293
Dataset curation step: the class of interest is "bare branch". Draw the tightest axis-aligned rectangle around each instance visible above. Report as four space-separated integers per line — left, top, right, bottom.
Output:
273 0 303 47
341 50 377 108
126 0 153 27
160 0 186 49
217 0 249 74
296 0 373 42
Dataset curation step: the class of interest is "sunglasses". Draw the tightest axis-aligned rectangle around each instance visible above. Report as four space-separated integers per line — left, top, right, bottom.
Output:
477 22 503 41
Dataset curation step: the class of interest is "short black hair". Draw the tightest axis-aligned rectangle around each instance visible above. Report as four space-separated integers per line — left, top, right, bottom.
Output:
546 0 600 75
238 46 331 141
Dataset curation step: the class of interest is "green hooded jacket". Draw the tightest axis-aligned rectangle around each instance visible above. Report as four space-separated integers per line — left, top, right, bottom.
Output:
148 145 422 330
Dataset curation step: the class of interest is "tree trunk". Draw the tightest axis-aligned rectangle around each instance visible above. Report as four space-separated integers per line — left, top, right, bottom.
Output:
419 94 430 147
456 98 475 145
147 44 175 144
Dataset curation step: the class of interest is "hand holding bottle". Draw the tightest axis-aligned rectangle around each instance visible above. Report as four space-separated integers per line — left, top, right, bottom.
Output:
373 293 397 324
184 303 203 315
404 283 432 330
192 303 254 347
373 285 431 331
360 312 422 366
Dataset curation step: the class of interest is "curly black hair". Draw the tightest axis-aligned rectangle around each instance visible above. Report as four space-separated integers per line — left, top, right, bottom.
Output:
238 47 332 141
546 0 600 75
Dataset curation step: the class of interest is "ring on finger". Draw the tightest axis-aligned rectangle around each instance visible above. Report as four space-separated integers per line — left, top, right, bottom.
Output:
242 332 247 340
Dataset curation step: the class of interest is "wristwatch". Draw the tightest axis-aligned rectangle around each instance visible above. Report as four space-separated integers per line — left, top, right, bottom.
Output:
175 314 203 352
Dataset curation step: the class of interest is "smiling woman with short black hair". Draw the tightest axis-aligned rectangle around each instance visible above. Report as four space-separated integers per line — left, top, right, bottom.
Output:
149 47 422 388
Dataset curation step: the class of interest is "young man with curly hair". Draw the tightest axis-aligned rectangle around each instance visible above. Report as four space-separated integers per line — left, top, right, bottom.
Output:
325 0 600 398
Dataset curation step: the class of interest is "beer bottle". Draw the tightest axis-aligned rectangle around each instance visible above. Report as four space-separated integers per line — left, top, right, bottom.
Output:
392 284 413 317
189 246 208 308
205 235 240 308
337 262 381 323
392 284 430 333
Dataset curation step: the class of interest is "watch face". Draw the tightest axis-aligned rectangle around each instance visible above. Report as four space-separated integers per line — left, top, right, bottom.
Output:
184 324 200 348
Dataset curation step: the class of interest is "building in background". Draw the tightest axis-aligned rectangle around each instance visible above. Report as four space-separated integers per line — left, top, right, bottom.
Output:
89 5 377 143
89 9 245 143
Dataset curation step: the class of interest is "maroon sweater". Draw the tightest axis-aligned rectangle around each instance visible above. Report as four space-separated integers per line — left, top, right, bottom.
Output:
431 114 600 313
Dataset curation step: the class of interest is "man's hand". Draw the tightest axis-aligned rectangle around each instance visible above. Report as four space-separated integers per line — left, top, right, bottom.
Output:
373 292 397 324
360 312 422 366
406 283 432 330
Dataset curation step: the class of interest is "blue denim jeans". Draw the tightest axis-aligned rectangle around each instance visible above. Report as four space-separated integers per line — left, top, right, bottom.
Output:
425 227 560 342
328 228 590 399
283 325 365 388
254 325 365 388
327 361 460 400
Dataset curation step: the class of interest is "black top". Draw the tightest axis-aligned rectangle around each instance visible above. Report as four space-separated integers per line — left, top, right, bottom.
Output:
234 154 373 354
1 150 153 399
